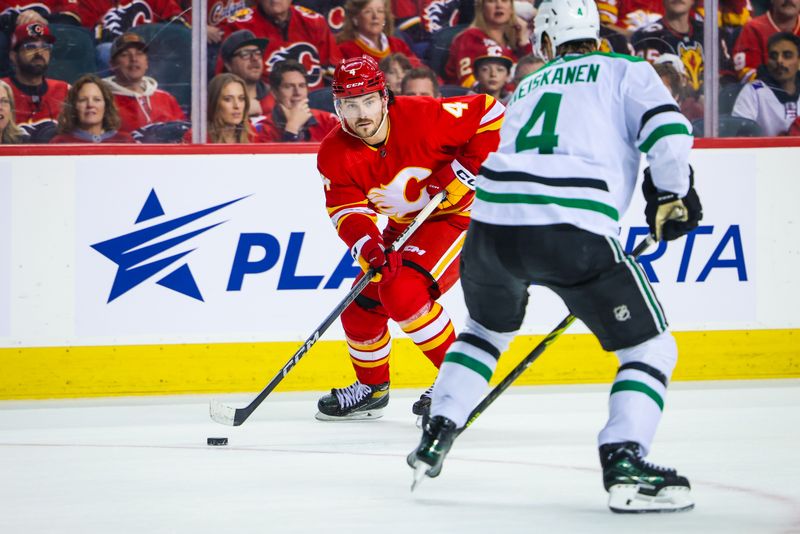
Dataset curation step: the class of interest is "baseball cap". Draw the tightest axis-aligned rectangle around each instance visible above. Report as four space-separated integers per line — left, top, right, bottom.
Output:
654 53 686 76
221 30 269 62
473 43 514 71
110 32 148 59
11 22 55 50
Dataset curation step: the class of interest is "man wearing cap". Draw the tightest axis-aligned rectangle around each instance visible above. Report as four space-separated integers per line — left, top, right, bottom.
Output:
220 29 272 117
219 0 342 91
1 22 68 142
103 32 187 139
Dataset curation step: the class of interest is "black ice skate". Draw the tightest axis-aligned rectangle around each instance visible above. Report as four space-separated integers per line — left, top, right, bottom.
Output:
315 381 389 421
412 384 434 427
600 441 694 513
407 415 458 490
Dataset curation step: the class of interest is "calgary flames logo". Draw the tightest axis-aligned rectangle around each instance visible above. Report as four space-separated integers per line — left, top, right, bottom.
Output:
367 167 432 218
26 22 47 38
267 42 323 87
678 42 704 92
99 0 154 40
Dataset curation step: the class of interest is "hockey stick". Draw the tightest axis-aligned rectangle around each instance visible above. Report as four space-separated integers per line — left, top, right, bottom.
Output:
210 191 447 426
459 234 656 434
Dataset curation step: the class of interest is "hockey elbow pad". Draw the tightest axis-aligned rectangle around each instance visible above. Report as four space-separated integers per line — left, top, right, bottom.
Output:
642 166 703 242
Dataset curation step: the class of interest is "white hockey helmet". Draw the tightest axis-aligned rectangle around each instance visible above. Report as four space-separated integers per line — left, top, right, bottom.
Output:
533 0 600 58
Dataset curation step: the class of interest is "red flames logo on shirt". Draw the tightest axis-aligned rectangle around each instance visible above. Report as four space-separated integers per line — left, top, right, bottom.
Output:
367 167 432 218
327 6 345 32
266 42 323 87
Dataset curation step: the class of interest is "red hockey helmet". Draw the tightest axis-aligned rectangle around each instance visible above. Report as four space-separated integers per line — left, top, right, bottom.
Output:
332 56 386 98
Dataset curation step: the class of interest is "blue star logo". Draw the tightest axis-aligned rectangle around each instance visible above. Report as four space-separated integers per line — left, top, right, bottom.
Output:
91 189 246 303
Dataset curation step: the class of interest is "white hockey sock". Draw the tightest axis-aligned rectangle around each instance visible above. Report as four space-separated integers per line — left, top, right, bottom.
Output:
431 318 515 428
598 331 677 455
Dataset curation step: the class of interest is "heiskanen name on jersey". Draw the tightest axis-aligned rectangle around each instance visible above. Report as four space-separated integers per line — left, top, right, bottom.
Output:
474 51 693 238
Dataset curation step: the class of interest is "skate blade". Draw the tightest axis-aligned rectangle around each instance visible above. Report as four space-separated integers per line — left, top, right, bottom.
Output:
608 484 694 513
314 408 385 421
411 462 429 492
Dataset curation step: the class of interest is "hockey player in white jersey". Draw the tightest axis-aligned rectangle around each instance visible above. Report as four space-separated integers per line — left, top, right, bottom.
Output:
408 0 703 514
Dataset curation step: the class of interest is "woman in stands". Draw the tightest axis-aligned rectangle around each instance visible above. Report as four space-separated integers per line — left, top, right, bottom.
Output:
0 80 24 144
51 74 134 143
445 0 532 87
207 73 263 143
337 0 421 66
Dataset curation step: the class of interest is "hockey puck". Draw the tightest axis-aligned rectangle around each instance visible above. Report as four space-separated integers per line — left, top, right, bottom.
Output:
207 437 228 446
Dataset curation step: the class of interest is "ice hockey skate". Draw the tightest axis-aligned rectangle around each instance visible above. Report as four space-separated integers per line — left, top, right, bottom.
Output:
407 415 458 490
315 381 389 420
600 441 694 513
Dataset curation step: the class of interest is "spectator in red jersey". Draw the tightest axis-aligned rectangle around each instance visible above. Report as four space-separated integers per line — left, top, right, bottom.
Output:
219 0 342 91
80 0 187 43
51 74 134 143
445 0 532 87
471 49 511 101
0 79 24 143
733 32 800 135
255 59 338 141
598 0 665 32
220 29 273 118
336 0 422 65
1 22 68 142
103 32 189 141
733 0 800 81
378 52 412 93
400 66 440 96
0 0 81 27
207 72 265 142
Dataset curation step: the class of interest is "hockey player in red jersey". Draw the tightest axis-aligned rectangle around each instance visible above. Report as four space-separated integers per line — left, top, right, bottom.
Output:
315 55 504 420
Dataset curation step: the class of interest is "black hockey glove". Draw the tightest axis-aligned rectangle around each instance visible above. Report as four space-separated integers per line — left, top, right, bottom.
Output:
642 165 703 242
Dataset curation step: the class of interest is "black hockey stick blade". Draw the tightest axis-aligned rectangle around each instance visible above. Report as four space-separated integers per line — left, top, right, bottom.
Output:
459 234 655 434
209 191 447 426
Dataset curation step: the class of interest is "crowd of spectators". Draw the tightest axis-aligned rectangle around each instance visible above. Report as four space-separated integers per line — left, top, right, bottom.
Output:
0 0 798 143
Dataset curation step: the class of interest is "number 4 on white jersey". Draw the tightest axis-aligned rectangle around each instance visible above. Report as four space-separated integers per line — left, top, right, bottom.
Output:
443 102 469 118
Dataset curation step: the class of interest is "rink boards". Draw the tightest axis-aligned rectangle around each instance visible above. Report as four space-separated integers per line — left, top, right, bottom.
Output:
1 142 798 399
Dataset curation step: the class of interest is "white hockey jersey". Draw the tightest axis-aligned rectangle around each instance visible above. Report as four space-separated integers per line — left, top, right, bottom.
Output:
473 51 693 238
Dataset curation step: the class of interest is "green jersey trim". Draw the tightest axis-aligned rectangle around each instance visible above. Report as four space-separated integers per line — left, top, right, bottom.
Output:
476 188 620 221
639 123 692 153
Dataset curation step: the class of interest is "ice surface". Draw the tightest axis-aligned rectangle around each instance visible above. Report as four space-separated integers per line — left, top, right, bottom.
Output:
1 380 799 533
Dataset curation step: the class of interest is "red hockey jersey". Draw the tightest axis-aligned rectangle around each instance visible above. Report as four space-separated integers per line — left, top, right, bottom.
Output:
732 13 800 81
1 76 68 140
219 5 342 91
0 0 80 20
317 94 504 249
445 27 531 87
80 0 185 41
597 0 663 31
338 36 421 66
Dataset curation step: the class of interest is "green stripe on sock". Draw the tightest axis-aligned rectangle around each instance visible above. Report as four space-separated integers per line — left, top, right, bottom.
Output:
610 380 664 411
475 189 619 221
444 352 493 382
